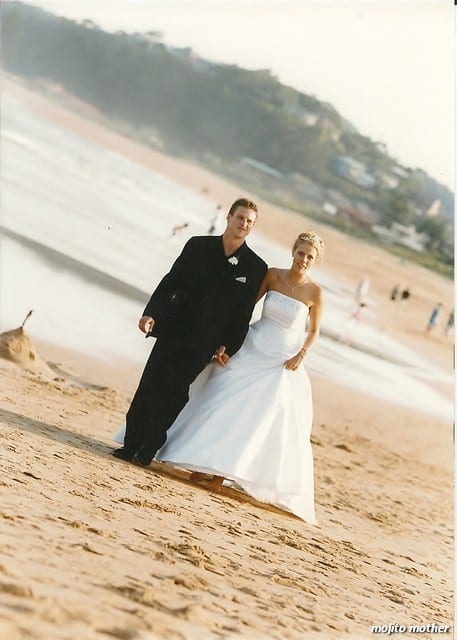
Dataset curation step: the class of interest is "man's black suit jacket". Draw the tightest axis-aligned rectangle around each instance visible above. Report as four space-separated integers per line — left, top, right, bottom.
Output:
143 235 268 362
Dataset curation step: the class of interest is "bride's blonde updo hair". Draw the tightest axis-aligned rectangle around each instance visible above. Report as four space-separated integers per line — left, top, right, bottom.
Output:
293 231 325 261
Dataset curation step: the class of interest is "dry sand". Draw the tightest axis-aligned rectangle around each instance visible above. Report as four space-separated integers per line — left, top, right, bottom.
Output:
1 351 453 640
0 76 454 639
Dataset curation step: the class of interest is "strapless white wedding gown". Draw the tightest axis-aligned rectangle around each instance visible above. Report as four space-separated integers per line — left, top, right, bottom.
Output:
114 290 316 523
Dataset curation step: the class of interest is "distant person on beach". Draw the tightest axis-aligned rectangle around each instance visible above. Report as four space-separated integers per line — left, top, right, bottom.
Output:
208 205 222 234
354 276 369 304
112 198 267 467
170 222 189 237
352 301 367 322
444 309 454 336
115 231 324 523
340 300 367 345
426 303 443 333
400 287 411 303
390 285 399 301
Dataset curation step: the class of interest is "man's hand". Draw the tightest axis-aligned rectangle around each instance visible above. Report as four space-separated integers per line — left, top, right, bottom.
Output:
138 316 155 334
213 345 229 367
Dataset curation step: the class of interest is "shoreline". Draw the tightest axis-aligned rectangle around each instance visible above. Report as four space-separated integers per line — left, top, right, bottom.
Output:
3 225 452 418
29 332 455 461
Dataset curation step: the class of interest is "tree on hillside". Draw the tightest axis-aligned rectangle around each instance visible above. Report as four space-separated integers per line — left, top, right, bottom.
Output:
381 191 415 227
416 215 451 252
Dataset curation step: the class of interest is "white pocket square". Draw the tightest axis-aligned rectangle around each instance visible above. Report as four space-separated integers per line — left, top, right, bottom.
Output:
235 276 247 283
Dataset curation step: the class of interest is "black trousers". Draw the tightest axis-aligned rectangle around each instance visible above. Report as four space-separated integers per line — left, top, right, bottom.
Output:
124 339 210 459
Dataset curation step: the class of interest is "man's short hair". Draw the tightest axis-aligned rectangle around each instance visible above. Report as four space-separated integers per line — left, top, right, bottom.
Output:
228 198 258 217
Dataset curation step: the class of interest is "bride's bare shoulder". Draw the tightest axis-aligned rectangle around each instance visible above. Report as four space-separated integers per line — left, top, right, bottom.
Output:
308 280 323 301
268 267 285 282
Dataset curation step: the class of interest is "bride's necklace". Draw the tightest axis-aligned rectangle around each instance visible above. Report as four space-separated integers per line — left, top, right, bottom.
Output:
284 271 307 292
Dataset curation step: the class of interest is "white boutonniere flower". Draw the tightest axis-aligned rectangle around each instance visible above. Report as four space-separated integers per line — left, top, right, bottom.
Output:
228 256 239 265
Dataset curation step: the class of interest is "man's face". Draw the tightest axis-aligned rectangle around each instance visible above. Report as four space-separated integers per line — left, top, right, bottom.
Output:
225 206 257 240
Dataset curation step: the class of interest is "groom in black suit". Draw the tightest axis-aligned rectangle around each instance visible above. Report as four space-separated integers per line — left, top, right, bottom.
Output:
113 198 268 466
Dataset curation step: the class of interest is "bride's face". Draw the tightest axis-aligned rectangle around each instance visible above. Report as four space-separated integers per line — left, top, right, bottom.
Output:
291 241 318 273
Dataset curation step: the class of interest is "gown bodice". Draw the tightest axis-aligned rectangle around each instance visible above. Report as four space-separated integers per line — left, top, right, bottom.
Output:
261 290 309 329
243 290 309 362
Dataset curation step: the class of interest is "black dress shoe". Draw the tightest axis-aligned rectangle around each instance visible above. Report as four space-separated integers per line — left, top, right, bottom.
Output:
131 448 153 467
112 447 134 461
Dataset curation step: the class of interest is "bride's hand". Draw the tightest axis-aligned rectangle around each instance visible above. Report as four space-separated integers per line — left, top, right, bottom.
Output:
213 346 229 367
284 352 305 371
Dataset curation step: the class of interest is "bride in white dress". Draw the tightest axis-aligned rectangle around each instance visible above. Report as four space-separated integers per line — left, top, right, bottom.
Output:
115 232 324 523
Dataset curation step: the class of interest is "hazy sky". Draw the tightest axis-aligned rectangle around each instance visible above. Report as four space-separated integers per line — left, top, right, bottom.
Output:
24 1 455 190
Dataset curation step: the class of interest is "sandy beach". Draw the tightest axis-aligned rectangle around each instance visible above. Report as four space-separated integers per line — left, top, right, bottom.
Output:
0 76 454 639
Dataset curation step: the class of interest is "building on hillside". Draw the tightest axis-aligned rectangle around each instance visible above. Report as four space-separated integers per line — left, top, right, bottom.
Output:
324 188 352 211
371 223 430 252
354 201 380 223
167 45 194 60
391 165 409 179
322 202 338 216
332 156 377 189
375 171 399 190
317 117 341 143
82 19 99 30
240 157 284 181
282 104 319 126
289 173 325 204
425 199 441 217
335 206 377 229
375 141 388 154
167 46 216 72
300 110 319 127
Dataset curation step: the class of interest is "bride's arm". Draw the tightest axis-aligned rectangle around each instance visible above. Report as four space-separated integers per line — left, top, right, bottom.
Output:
303 287 324 352
284 287 324 371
